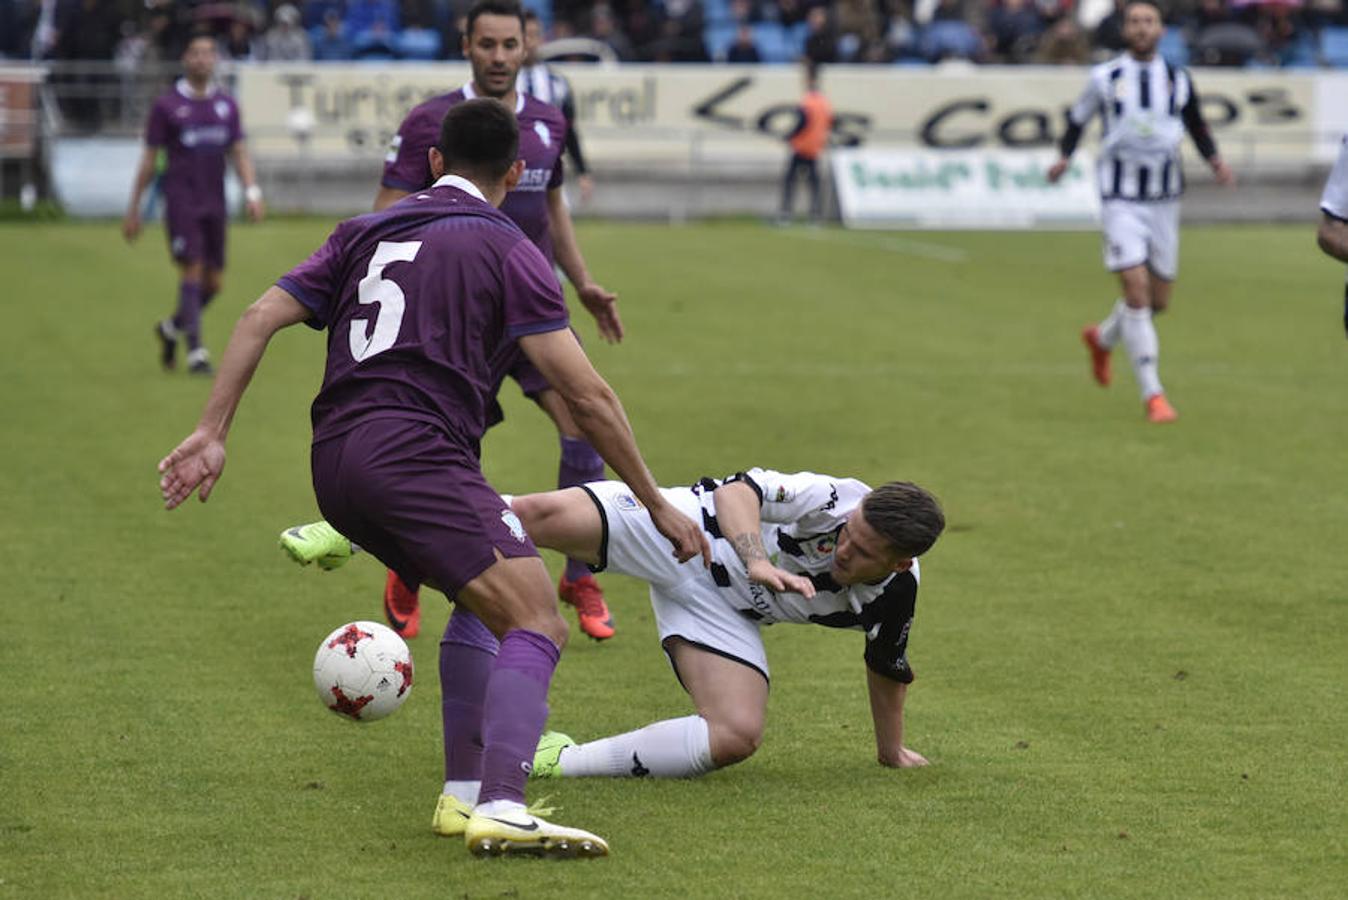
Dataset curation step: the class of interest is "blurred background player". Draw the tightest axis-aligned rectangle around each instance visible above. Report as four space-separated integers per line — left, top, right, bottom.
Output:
158 98 708 857
123 31 264 376
1047 0 1233 424
510 468 944 778
776 62 833 225
355 0 621 642
518 9 595 206
1315 133 1348 334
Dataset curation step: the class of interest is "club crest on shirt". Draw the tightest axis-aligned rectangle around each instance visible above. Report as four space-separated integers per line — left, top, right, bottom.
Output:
533 120 552 148
773 485 794 503
814 535 837 555
214 100 230 120
385 134 401 164
500 509 527 543
613 493 643 512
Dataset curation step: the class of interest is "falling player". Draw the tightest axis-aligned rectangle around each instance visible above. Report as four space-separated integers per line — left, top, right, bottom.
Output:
158 99 708 856
281 468 945 781
124 30 265 375
1047 0 1233 423
1316 132 1348 333
296 0 620 641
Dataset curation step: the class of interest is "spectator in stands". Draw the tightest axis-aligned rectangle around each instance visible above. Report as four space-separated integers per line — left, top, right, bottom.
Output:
988 0 1046 61
312 7 354 59
258 3 313 60
777 0 809 27
346 0 400 38
919 0 987 61
778 62 833 224
803 5 838 62
727 23 763 60
221 10 259 60
589 2 636 59
1033 13 1090 62
1093 0 1127 52
301 0 344 30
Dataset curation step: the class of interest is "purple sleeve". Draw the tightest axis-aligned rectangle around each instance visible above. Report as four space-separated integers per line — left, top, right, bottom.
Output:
502 239 569 339
275 225 346 330
229 97 245 144
145 99 169 147
381 108 435 193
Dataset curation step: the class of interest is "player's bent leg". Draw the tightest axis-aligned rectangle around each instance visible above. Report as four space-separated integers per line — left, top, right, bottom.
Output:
454 555 608 857
1148 270 1174 315
279 519 358 569
667 637 768 768
509 489 604 566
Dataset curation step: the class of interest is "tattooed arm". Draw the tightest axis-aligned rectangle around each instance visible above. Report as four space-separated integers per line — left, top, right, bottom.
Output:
713 481 816 597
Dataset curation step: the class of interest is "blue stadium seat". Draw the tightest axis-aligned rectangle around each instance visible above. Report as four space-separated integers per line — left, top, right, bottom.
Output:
703 22 738 60
1158 29 1189 68
521 0 552 33
752 23 793 62
1280 33 1319 68
396 27 442 60
917 20 981 62
1322 26 1348 67
702 0 733 27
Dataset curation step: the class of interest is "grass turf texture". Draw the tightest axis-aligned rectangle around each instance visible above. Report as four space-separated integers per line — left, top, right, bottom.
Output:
3 219 1346 898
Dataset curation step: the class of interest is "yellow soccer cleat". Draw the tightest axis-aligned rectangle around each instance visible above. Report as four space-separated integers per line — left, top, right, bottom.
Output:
465 807 608 859
432 794 473 837
531 731 576 779
279 520 354 571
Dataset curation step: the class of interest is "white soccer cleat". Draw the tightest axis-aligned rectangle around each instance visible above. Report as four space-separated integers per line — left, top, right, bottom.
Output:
464 807 608 859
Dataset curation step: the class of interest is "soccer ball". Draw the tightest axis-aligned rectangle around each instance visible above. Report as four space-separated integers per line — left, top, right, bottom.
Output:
313 621 414 722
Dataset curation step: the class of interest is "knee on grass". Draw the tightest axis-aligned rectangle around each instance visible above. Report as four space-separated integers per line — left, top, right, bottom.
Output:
707 715 764 768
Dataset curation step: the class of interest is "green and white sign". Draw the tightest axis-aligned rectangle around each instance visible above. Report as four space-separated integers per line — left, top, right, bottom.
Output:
832 148 1100 230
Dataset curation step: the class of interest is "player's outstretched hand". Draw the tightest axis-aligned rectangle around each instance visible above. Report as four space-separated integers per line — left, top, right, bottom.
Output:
1211 157 1235 187
578 174 595 206
746 560 816 598
1046 158 1070 184
649 502 711 567
122 211 142 243
577 282 623 344
880 746 930 768
246 197 266 223
158 429 227 509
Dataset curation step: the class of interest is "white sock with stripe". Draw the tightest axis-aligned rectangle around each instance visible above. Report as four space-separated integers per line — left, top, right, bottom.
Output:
1097 298 1127 349
1121 305 1163 399
557 715 714 778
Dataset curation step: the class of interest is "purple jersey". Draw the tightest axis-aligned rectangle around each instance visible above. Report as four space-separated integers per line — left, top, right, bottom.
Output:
381 85 566 263
277 176 569 446
145 79 243 214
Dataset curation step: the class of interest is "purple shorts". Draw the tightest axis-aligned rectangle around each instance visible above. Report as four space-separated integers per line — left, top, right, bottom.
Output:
310 418 539 596
165 204 226 269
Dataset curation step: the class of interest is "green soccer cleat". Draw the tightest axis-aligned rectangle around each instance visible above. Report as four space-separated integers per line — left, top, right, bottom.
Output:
433 794 557 837
279 520 355 571
465 807 607 859
531 731 576 779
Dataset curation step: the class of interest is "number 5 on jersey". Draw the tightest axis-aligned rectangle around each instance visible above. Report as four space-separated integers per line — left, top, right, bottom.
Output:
350 240 422 362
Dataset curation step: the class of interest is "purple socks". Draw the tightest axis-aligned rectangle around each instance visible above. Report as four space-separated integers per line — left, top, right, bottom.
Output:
558 436 604 582
440 608 500 781
478 629 561 805
172 281 203 351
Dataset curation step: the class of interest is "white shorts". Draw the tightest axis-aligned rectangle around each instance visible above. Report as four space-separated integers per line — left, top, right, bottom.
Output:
1101 199 1180 281
581 482 770 682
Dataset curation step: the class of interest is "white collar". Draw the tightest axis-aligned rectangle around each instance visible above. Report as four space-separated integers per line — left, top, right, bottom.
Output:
432 174 487 202
462 80 525 113
175 78 219 100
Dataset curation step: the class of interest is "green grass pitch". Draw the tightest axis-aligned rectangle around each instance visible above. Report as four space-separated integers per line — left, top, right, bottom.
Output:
3 218 1347 898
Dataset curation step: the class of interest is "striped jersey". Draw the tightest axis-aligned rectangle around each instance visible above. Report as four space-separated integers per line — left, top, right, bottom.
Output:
517 63 570 107
1065 53 1215 202
689 468 921 684
1322 134 1348 221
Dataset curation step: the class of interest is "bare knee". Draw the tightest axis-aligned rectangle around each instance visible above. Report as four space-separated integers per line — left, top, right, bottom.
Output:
707 714 764 768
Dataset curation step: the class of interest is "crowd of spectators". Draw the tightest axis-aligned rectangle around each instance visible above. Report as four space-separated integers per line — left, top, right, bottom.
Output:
3 0 1348 67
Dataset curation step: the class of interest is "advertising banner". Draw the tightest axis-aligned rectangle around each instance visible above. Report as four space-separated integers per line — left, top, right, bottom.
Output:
832 148 1100 229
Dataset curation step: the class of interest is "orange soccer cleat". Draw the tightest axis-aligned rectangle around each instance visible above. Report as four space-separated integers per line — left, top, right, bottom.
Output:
383 570 422 638
558 573 615 641
1082 326 1112 387
1145 393 1178 424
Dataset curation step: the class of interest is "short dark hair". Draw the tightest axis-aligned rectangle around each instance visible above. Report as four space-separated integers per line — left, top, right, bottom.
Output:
466 0 527 37
184 28 216 51
861 482 946 559
437 99 519 181
523 9 540 24
1124 0 1165 18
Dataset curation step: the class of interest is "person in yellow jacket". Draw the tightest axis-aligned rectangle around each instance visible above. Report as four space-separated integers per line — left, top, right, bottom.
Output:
778 63 834 224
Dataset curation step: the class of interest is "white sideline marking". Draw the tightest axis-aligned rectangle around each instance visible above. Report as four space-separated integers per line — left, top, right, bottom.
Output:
782 228 971 264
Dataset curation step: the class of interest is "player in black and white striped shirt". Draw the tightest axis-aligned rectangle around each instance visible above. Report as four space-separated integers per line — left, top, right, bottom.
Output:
1048 0 1233 423
518 10 594 205
1316 134 1348 334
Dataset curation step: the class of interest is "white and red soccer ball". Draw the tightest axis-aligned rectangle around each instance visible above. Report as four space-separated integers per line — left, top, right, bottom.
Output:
313 621 413 722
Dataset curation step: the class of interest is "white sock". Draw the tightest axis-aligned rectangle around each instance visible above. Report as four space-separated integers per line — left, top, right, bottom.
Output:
1097 298 1126 349
443 780 480 805
1120 306 1163 399
557 715 714 778
474 799 525 817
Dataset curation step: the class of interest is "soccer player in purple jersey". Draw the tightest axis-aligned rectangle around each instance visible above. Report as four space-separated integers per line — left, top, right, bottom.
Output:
123 31 265 376
158 99 709 858
369 0 622 643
